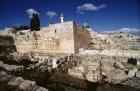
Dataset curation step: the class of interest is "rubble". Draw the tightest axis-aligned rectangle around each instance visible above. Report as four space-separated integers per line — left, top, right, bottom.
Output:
8 77 24 86
68 54 140 88
0 61 24 72
18 80 37 91
0 53 140 90
114 61 125 69
128 68 138 78
36 87 49 91
68 66 85 79
0 71 15 82
136 71 140 78
0 71 49 91
121 78 140 89
105 69 128 83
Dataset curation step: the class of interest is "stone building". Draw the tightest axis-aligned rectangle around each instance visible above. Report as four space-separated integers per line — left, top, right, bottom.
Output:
4 15 91 54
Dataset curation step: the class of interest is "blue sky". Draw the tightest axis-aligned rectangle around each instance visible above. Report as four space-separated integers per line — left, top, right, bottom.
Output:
0 0 139 32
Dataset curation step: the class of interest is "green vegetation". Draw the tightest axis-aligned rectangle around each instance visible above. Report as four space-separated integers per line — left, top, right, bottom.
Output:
30 13 40 31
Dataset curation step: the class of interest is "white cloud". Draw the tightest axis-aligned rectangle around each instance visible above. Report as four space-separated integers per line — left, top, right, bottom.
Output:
77 3 106 14
78 3 98 11
118 28 140 35
98 4 106 9
76 11 84 14
26 9 39 18
102 28 140 36
46 11 57 18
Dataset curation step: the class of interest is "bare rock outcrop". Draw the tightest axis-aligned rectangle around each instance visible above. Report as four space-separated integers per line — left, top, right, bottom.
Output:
104 69 127 83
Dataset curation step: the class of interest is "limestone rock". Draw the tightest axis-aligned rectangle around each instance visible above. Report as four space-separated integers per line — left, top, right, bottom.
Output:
36 87 49 91
121 77 140 88
106 69 127 83
8 77 24 87
128 68 138 78
114 61 125 69
136 71 140 78
68 66 85 79
101 61 115 71
68 60 100 82
18 80 37 91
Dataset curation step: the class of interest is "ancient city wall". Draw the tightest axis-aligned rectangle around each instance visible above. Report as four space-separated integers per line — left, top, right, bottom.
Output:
2 21 91 54
0 35 16 53
15 21 75 54
73 23 91 53
43 21 75 53
79 49 140 58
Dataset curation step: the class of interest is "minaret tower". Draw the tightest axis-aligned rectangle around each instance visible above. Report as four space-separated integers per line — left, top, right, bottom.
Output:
60 13 64 23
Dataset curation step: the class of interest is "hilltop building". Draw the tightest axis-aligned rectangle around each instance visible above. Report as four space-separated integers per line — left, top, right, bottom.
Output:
0 14 91 54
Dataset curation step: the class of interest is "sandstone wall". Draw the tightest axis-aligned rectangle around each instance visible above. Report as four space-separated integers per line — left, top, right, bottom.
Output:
73 23 91 53
79 49 140 58
15 21 75 54
14 21 91 54
0 35 16 53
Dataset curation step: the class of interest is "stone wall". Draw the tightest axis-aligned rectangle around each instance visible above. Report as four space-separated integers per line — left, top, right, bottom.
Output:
79 49 140 58
0 35 16 54
73 23 91 53
14 22 71 54
13 21 91 54
43 21 75 53
14 21 90 54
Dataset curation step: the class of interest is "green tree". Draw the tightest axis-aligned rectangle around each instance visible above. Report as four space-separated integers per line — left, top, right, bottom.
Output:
82 23 90 29
30 13 40 31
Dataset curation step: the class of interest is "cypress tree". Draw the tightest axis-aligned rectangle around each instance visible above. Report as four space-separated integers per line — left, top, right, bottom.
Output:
30 13 40 31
